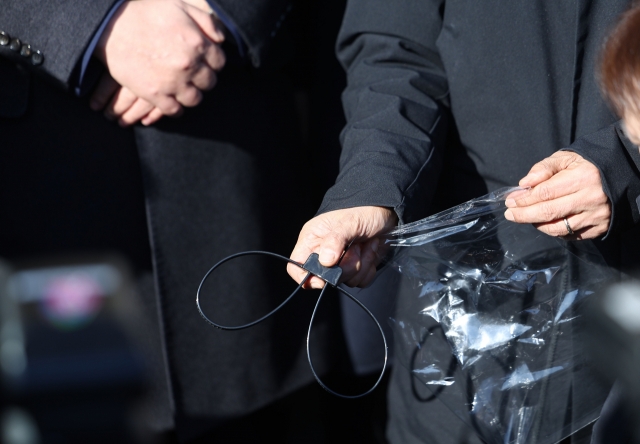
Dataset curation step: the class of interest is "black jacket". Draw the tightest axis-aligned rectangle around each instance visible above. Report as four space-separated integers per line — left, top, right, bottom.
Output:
322 0 640 232
323 1 640 443
0 1 342 441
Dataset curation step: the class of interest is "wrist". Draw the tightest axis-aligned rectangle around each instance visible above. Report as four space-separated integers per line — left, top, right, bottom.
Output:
95 0 129 66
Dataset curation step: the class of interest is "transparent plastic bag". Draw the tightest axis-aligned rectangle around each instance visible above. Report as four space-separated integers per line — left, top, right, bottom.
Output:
383 187 615 444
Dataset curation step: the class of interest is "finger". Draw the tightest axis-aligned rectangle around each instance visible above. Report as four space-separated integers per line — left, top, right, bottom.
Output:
571 225 610 240
504 193 586 225
345 239 380 288
155 96 183 116
191 67 217 91
286 263 326 290
201 41 226 72
90 73 120 111
340 244 363 286
533 214 586 238
118 98 155 127
175 86 203 108
519 152 577 187
105 87 138 119
183 3 225 43
506 172 582 208
360 266 378 288
141 108 164 126
180 0 213 14
288 237 327 289
532 204 610 238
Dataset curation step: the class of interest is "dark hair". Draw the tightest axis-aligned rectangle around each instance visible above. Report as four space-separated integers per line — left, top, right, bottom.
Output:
600 3 640 117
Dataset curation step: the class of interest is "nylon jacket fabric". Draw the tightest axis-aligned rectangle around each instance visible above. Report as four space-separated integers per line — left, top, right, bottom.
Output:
325 1 640 443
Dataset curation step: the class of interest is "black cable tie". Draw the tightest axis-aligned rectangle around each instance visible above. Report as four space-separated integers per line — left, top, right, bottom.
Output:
196 250 388 399
301 253 342 286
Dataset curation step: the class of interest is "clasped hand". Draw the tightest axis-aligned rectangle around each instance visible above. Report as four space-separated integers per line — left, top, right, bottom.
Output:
504 151 611 239
89 0 225 126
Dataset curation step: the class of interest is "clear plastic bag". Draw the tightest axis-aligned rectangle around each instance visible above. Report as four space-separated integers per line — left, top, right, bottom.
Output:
383 187 615 444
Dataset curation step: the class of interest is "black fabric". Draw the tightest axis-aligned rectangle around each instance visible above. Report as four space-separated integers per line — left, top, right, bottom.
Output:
0 72 151 269
0 59 29 117
590 383 634 444
211 0 291 67
325 0 633 223
0 1 347 441
564 123 640 237
134 64 344 441
0 0 118 89
325 0 640 443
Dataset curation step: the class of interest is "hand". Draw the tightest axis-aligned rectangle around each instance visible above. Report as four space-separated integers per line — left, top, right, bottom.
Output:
288 207 398 289
504 151 611 239
96 0 225 117
90 72 164 126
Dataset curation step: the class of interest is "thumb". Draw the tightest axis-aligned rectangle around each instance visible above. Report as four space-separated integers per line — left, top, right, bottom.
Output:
90 73 120 111
318 231 350 267
183 3 225 43
520 157 562 187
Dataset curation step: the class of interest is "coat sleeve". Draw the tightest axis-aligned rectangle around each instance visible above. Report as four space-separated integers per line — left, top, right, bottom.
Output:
564 122 640 238
316 0 450 224
0 0 120 90
209 0 291 67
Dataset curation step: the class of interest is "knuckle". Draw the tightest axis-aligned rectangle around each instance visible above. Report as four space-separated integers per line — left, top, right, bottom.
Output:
189 32 206 51
174 54 196 72
212 46 226 70
146 86 161 100
540 202 557 221
205 72 217 91
182 89 202 107
163 102 182 116
536 184 554 202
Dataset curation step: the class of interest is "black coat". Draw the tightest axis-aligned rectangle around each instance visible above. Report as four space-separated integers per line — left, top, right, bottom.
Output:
0 1 343 441
324 0 640 443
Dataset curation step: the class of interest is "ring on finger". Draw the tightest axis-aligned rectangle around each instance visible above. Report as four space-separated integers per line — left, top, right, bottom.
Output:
563 217 574 235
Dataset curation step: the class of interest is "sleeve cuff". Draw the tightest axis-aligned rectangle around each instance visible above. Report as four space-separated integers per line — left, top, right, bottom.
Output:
562 123 640 239
75 0 126 96
207 0 246 59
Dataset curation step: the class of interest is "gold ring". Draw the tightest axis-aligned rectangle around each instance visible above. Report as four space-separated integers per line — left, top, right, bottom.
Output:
563 217 574 235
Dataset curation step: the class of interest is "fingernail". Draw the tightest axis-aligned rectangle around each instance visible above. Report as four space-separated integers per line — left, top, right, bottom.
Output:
371 238 379 253
319 249 337 265
504 209 514 221
505 198 516 208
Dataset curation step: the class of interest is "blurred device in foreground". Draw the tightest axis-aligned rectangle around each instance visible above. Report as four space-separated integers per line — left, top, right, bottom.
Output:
588 281 640 444
0 257 148 444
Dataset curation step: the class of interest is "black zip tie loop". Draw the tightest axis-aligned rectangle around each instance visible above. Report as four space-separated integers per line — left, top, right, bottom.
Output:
196 249 388 399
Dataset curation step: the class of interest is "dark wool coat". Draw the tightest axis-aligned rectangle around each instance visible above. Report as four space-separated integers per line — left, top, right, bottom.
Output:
323 0 640 443
0 1 343 441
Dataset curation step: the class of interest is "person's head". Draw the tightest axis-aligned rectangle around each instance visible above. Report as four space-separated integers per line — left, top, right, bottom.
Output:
600 3 640 146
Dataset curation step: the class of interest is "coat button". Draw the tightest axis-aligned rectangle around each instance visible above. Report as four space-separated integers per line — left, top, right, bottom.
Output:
9 38 21 51
30 50 43 66
20 44 31 57
0 31 9 46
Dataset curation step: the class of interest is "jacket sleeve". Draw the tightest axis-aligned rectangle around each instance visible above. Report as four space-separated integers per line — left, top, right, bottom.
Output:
317 0 450 224
0 0 120 90
209 0 291 67
564 122 640 238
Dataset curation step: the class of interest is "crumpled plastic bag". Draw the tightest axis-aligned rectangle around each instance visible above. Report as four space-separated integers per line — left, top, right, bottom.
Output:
382 187 615 444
